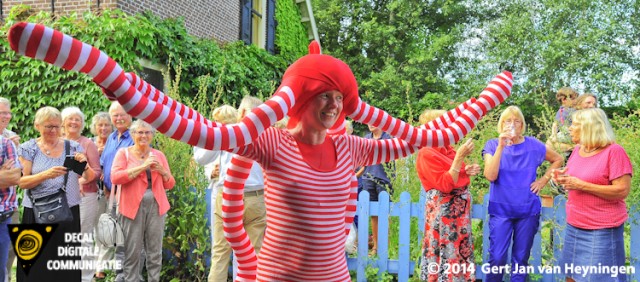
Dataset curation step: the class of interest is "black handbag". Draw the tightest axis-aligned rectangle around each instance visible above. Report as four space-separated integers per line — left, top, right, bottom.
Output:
28 140 74 224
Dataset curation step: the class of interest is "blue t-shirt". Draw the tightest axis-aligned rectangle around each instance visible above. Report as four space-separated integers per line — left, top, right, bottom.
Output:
362 132 394 183
100 130 133 191
482 136 546 218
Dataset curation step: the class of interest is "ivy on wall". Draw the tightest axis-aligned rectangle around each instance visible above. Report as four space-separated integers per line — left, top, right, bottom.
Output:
0 7 290 140
275 0 309 61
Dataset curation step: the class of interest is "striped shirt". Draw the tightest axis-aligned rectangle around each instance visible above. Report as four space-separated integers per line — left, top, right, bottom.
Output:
0 136 20 212
222 128 414 281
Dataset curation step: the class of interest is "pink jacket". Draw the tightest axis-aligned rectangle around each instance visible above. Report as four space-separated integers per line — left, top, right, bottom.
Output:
111 147 176 220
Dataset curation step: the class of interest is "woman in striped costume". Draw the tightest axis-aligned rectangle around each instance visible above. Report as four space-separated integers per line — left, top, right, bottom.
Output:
7 23 513 281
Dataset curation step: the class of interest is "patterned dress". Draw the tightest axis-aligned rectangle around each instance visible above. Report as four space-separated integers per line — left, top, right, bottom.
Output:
416 146 474 282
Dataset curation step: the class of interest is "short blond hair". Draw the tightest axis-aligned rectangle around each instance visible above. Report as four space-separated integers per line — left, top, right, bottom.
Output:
237 96 262 121
571 108 615 148
212 105 238 124
419 109 446 125
497 106 527 133
34 106 62 127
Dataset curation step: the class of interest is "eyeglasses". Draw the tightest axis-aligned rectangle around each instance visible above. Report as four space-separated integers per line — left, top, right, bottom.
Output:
44 125 61 131
135 131 153 135
0 111 11 116
504 120 522 125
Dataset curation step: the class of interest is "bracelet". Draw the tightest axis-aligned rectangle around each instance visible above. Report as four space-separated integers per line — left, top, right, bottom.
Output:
545 174 551 180
451 167 460 173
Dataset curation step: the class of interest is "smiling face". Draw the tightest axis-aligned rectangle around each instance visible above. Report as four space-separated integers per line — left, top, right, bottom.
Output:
63 114 84 137
132 124 154 147
0 103 11 132
299 90 344 132
109 105 132 133
95 117 113 139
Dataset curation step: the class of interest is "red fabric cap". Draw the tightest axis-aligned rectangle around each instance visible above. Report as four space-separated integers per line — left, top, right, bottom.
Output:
282 54 359 130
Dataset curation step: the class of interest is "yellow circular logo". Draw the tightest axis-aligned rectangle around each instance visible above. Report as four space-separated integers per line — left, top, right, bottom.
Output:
14 229 42 261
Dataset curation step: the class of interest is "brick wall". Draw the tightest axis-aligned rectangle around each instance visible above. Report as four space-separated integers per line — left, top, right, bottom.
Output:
118 0 240 42
1 0 118 20
1 0 239 42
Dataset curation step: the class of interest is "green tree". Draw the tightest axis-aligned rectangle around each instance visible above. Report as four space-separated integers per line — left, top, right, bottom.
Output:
312 0 482 120
472 0 640 119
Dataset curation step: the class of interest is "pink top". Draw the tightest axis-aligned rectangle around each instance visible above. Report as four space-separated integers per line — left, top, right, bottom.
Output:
111 147 176 220
565 144 633 229
76 136 102 193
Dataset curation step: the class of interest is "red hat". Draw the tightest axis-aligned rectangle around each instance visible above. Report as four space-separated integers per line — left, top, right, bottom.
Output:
282 41 359 131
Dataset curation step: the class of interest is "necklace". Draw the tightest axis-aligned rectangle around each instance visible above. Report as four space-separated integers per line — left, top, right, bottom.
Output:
40 138 60 155
133 148 150 159
583 146 600 153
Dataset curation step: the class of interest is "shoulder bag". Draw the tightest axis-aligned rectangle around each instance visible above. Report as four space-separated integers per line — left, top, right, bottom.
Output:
95 148 126 247
29 140 74 223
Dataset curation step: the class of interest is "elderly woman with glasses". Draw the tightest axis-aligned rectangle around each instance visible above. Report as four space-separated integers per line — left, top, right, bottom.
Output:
61 106 101 282
110 119 175 282
17 106 93 281
482 106 563 282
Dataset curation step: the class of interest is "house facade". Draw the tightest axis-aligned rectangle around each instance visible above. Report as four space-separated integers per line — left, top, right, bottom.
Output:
0 0 290 52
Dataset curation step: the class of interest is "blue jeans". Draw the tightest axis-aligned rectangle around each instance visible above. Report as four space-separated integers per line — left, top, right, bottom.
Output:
562 224 626 282
0 216 12 282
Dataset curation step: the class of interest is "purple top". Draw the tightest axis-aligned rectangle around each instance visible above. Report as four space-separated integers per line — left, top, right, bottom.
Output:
482 136 546 218
555 106 575 126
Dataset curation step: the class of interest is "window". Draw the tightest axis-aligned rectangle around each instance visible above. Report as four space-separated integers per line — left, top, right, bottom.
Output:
241 0 275 53
136 59 167 94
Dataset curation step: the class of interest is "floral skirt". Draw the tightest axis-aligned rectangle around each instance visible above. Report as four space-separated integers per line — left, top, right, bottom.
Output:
420 188 474 282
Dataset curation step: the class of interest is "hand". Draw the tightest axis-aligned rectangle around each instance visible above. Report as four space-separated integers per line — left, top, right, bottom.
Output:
1 159 15 170
0 167 21 187
498 126 515 147
8 135 20 146
455 139 474 159
74 152 88 163
211 164 220 179
150 161 167 176
530 179 546 195
46 166 68 179
551 167 568 182
143 153 158 169
555 173 583 191
464 164 481 176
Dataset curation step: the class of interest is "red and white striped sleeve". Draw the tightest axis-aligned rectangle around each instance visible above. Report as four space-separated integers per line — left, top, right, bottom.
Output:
6 22 288 151
220 128 281 281
350 72 512 147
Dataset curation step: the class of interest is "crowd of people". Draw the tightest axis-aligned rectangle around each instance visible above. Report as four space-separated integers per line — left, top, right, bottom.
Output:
415 89 632 282
0 20 634 282
0 100 176 282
